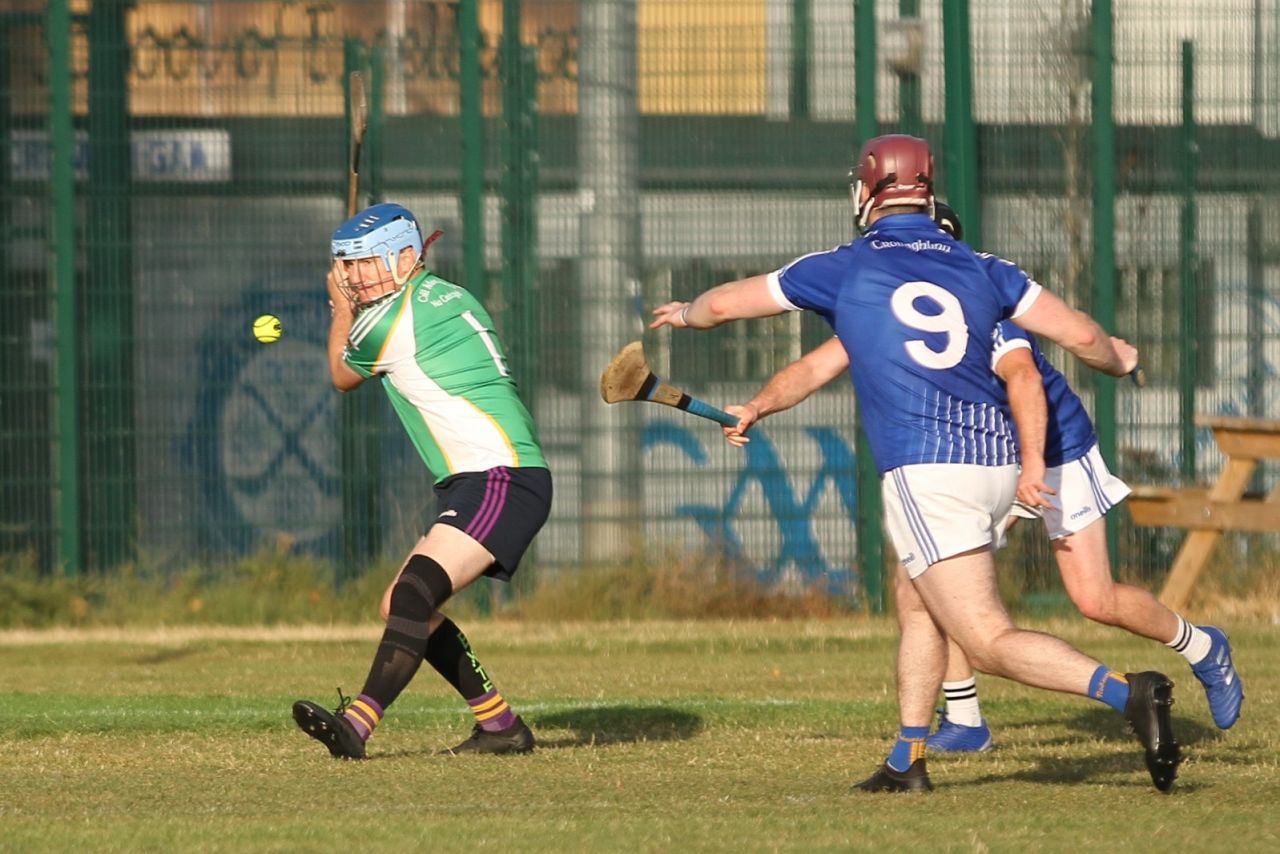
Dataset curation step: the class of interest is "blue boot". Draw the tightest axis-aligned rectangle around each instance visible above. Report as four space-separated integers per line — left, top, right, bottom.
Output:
925 711 993 753
1191 626 1243 729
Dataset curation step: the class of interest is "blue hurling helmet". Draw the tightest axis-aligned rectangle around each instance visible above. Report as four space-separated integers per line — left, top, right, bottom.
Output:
330 203 424 278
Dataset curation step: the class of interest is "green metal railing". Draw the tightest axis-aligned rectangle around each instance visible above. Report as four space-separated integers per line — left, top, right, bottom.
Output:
4 0 1278 610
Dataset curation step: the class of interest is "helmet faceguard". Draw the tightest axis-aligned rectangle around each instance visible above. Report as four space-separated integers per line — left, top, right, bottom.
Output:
933 200 963 240
850 134 935 231
331 203 429 306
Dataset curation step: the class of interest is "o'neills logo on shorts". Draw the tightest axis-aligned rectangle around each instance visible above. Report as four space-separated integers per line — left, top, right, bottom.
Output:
1070 506 1093 520
870 239 952 253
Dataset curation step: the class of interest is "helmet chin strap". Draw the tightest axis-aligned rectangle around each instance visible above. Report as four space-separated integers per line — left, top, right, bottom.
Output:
390 230 441 286
390 250 419 287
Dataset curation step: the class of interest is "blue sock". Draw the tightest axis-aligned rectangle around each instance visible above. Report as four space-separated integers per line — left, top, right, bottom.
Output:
1088 666 1130 713
886 725 930 772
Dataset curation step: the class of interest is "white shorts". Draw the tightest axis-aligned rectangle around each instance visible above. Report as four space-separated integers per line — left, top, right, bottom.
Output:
882 463 1018 579
1008 443 1131 539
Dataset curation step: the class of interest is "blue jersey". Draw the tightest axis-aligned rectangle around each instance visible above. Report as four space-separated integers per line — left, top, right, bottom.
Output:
991 320 1097 467
772 213 1040 474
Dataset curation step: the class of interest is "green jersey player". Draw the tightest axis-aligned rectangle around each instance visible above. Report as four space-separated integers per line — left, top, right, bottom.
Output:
293 203 552 758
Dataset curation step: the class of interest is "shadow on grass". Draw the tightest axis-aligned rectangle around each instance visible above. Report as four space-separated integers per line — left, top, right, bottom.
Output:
531 704 704 748
947 706 1243 790
363 705 703 760
957 749 1204 791
1014 705 1222 748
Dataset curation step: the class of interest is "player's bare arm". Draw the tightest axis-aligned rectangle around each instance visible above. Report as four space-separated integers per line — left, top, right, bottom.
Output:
722 337 850 447
326 262 365 391
995 347 1054 509
720 338 849 447
1012 289 1138 378
650 273 784 330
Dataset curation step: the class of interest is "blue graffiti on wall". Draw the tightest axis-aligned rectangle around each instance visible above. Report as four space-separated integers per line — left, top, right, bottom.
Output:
186 286 342 556
642 422 861 592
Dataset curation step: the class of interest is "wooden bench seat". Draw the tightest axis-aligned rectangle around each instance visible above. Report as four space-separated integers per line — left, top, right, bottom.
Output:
1127 485 1279 533
1128 415 1280 610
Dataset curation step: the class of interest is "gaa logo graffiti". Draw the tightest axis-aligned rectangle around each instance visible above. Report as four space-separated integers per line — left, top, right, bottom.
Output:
642 423 860 594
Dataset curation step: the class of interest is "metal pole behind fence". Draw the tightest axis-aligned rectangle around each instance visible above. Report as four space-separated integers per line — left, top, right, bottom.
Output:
854 0 885 612
1179 40 1198 482
578 0 642 564
48 0 81 577
1091 0 1120 571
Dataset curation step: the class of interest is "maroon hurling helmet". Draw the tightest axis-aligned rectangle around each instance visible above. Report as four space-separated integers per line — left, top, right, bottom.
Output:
851 134 935 230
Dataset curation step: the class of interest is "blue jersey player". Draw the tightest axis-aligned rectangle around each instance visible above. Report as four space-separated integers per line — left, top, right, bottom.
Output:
717 206 1242 758
927 317 1243 752
651 135 1183 793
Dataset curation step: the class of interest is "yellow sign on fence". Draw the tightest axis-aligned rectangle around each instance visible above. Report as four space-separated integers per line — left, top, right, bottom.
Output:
8 0 767 118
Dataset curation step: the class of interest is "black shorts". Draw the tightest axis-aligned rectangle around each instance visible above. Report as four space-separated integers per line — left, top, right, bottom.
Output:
431 466 552 581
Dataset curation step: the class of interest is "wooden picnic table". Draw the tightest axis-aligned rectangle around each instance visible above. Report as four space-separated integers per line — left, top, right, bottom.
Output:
1126 415 1280 611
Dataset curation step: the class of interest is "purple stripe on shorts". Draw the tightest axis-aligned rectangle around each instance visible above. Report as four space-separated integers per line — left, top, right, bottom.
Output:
472 468 512 543
464 469 500 537
465 467 510 542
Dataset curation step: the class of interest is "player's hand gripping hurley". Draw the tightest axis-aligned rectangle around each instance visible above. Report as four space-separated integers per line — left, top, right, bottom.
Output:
600 341 739 428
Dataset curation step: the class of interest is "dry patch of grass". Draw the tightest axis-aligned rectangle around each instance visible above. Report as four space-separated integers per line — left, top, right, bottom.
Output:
505 552 855 622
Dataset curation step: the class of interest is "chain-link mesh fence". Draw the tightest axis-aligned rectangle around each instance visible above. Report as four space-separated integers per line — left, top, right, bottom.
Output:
3 0 1277 609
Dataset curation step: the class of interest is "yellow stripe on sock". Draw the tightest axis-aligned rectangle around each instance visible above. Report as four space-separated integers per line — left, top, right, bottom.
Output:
471 694 506 714
909 738 927 765
345 708 375 731
350 700 381 726
475 701 511 722
352 699 382 722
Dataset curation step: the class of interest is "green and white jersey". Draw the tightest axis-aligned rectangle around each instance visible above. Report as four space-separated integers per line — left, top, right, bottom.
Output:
343 270 547 483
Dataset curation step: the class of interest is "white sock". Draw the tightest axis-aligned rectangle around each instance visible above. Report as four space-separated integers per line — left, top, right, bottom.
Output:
1166 615 1213 665
943 677 983 727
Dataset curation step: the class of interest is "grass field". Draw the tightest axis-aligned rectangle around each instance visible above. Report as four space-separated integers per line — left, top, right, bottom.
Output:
1 618 1277 852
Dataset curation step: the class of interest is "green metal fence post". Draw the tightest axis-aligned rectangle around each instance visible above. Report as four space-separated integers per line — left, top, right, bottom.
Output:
897 0 922 137
366 43 386 558
340 40 381 574
458 0 494 608
855 1 877 142
1091 0 1119 570
1179 40 1198 482
0 14 50 567
369 44 385 205
86 0 135 571
48 0 81 577
459 0 487 305
941 0 981 248
854 0 885 612
1247 210 1265 417
790 0 811 120
497 4 539 609
501 0 539 407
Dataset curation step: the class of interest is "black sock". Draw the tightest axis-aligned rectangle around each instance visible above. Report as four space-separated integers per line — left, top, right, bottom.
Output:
358 555 454 710
425 617 493 700
425 617 518 732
